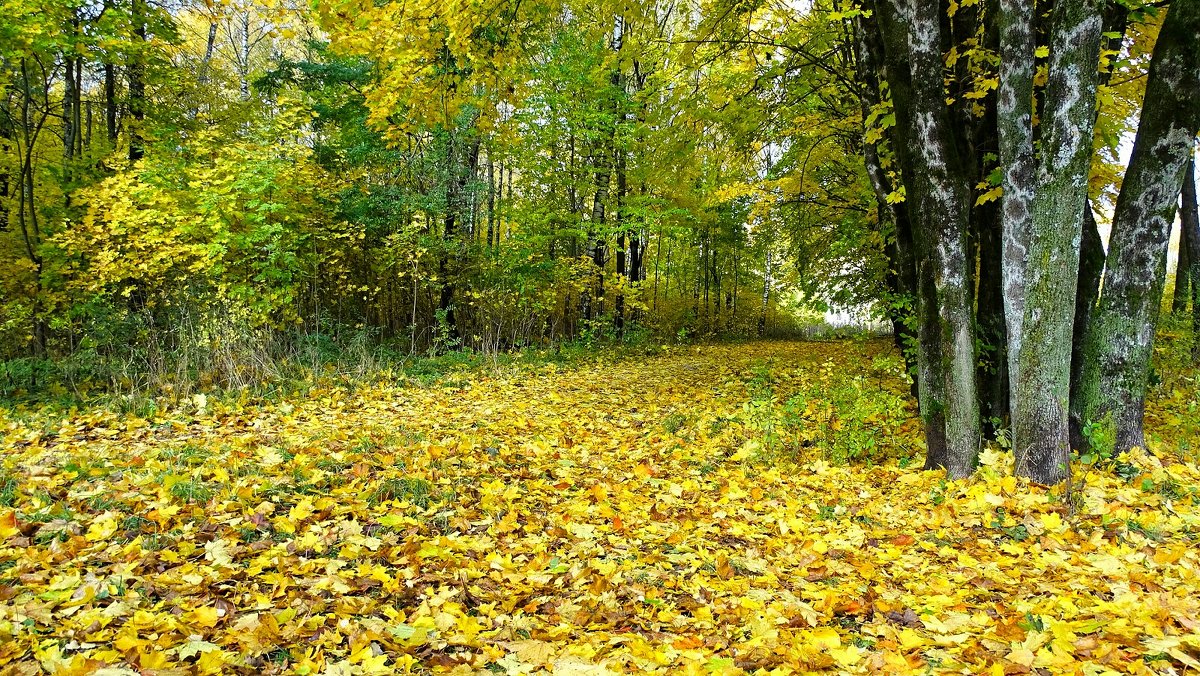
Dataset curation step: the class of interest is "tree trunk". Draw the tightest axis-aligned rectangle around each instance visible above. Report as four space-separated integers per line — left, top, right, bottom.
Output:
1 97 11 232
1069 2 1126 447
855 13 920 395
759 249 770 337
64 56 76 167
487 158 496 248
1180 154 1200 362
998 0 1036 390
1069 206 1105 450
615 145 627 337
975 200 1008 433
874 0 979 477
437 131 481 341
240 12 252 100
200 21 218 85
1079 0 1200 454
1005 0 1104 483
128 0 147 162
1174 186 1193 313
585 146 610 320
105 63 118 144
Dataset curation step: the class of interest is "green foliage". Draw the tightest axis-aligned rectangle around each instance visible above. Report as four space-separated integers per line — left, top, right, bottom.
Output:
741 357 913 465
1079 412 1117 466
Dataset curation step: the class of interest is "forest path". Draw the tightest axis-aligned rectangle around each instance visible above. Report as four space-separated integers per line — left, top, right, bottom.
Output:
2 340 1198 674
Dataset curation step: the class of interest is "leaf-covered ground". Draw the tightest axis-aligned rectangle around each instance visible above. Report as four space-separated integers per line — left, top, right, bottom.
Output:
2 340 1199 675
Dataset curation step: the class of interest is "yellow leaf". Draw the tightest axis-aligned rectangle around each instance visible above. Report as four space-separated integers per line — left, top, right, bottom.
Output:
830 646 862 665
809 626 841 650
204 539 234 567
86 515 119 542
975 185 1003 206
1040 511 1065 534
192 605 221 627
0 511 19 539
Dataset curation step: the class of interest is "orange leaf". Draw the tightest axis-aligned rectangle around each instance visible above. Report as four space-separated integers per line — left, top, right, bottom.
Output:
672 636 704 649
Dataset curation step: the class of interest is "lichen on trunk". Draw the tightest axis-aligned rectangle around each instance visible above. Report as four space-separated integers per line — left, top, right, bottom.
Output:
1079 0 1200 454
873 0 980 477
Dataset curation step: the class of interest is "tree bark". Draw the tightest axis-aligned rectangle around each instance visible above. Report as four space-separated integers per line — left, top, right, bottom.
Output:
855 13 920 397
615 145 627 337
437 131 481 341
1180 155 1200 362
1070 206 1105 450
1069 2 1126 447
200 21 218 85
105 62 118 144
0 100 11 232
759 249 770 337
128 0 147 162
1079 0 1200 453
1174 184 1193 313
1005 0 1105 483
487 158 496 248
874 0 979 477
998 0 1036 390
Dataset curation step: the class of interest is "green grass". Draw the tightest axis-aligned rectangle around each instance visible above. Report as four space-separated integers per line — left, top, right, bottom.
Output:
170 481 215 503
369 477 435 508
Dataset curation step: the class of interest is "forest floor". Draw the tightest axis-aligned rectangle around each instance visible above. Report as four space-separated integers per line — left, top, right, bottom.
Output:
1 339 1199 675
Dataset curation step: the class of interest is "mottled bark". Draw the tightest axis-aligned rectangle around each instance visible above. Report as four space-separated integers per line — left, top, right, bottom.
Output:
1007 0 1105 482
1079 0 1200 453
874 0 978 477
867 2 952 470
998 0 1035 387
1068 2 1126 446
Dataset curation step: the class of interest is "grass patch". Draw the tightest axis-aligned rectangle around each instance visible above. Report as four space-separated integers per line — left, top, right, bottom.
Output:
170 481 215 503
369 477 435 508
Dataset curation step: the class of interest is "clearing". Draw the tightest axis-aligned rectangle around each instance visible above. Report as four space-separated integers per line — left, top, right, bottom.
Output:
1 340 1199 674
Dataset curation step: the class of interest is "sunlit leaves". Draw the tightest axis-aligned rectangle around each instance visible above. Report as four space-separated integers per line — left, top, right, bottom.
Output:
49 106 339 330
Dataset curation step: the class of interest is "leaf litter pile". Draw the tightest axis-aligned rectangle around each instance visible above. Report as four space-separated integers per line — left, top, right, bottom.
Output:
2 340 1199 675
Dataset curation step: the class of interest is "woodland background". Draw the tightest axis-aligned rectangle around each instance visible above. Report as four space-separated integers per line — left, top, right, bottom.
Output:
0 0 1197 468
